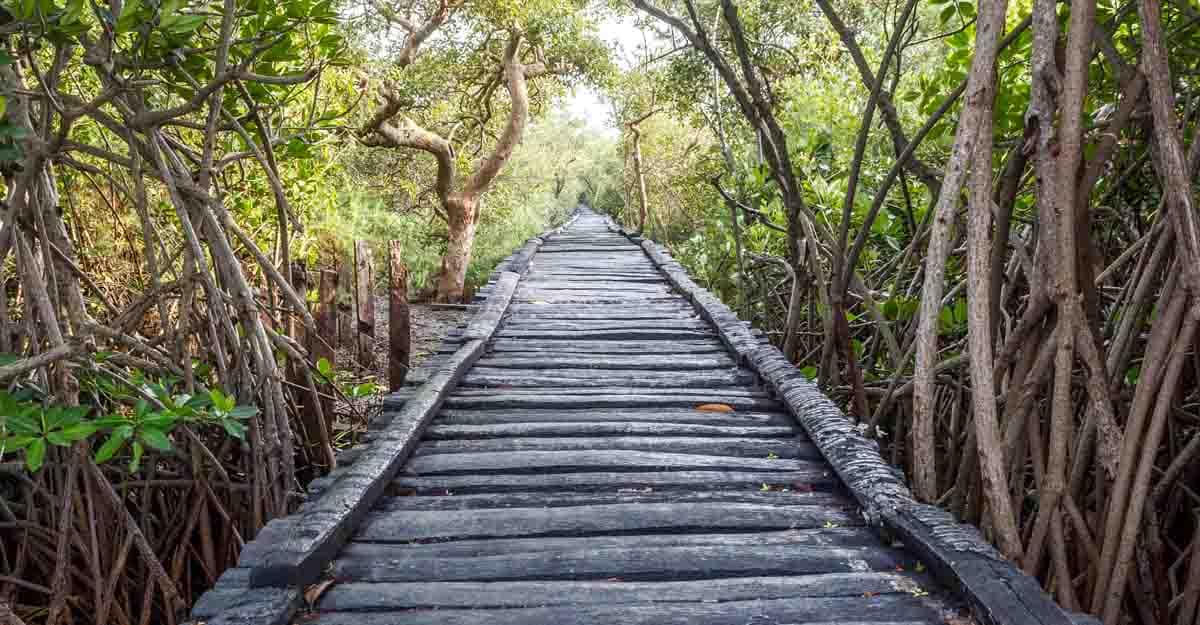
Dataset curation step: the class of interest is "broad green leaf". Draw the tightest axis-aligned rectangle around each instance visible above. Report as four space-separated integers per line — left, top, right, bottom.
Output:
26 438 46 472
116 0 142 33
129 441 144 472
94 430 129 463
139 428 172 451
222 419 246 439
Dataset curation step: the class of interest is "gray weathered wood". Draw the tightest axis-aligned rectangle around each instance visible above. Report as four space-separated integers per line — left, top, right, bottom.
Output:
434 407 794 426
463 271 519 339
412 436 819 459
460 369 753 388
393 469 839 494
333 541 899 582
404 449 816 475
305 594 942 625
317 572 925 610
473 354 733 370
423 422 797 440
374 489 852 511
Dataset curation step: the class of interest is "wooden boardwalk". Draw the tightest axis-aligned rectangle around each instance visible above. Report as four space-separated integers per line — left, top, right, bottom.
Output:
191 208 1087 625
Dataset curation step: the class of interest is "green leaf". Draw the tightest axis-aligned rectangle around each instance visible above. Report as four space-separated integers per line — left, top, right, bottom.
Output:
1 435 35 451
316 357 333 378
7 409 41 435
129 441 144 472
209 389 234 413
59 423 99 442
93 430 129 463
164 14 206 35
221 419 246 439
26 438 46 472
115 0 141 33
939 4 956 24
139 428 172 451
46 431 73 446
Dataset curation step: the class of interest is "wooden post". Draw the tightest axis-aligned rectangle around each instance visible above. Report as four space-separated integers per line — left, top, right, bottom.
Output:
313 269 338 427
354 240 375 368
388 241 411 391
291 263 322 460
337 254 354 350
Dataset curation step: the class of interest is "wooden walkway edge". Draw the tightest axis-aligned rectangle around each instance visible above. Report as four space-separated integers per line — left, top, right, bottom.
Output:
188 207 1093 625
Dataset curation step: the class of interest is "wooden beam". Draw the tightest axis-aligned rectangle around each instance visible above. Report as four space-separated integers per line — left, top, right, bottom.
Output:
388 241 410 391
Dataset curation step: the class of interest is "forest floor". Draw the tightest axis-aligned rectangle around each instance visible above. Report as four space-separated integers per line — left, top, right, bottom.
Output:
332 295 468 443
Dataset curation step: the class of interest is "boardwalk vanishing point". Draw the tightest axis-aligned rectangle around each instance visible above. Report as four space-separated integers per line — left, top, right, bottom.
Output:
191 208 1092 625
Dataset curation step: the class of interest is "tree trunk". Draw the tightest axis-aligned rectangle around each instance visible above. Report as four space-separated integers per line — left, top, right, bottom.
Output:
436 195 479 302
632 128 649 233
388 241 411 391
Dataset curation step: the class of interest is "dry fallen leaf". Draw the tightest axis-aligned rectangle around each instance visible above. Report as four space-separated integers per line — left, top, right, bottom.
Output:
695 403 734 413
304 579 335 608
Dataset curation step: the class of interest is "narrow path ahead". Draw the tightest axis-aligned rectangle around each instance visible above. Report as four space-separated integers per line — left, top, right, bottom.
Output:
299 210 963 624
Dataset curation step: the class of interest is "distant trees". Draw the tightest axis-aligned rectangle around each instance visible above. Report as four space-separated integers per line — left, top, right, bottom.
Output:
356 0 610 301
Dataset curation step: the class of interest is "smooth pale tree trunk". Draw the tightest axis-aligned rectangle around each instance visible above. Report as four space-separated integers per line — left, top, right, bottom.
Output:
437 196 479 303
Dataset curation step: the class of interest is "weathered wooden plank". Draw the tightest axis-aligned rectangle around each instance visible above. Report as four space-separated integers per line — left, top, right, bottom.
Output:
374 489 852 511
434 407 794 427
502 313 698 324
493 328 719 340
441 392 783 412
523 275 666 283
516 282 671 291
412 436 818 459
348 528 879 558
404 450 815 475
393 469 838 494
500 320 711 332
450 386 768 397
473 354 733 369
460 369 752 388
505 303 693 314
483 339 727 354
333 542 900 582
355 502 859 542
307 594 942 625
318 572 925 610
423 421 797 439
512 296 682 305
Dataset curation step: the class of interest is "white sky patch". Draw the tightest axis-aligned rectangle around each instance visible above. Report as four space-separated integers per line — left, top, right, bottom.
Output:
562 12 660 137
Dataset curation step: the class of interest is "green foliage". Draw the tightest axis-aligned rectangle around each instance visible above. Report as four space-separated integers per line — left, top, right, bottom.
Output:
324 112 618 292
0 366 254 473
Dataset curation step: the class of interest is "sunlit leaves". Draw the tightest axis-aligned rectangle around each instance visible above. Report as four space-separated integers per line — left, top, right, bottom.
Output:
0 373 255 473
